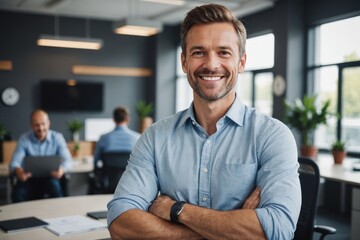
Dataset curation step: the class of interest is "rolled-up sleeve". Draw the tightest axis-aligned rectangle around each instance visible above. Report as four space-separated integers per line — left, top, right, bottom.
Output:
255 122 301 239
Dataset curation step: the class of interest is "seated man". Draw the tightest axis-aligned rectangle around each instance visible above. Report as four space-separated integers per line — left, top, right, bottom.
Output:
9 109 73 202
88 107 141 194
93 106 141 168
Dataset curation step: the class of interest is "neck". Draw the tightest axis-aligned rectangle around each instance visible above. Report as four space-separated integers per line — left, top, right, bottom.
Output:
193 92 235 135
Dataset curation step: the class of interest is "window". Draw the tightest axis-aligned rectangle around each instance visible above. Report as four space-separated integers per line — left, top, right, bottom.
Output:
308 16 360 155
176 33 275 116
176 47 192 112
237 33 275 116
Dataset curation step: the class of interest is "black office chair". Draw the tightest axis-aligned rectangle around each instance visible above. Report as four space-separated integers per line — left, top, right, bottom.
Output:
96 151 131 194
293 157 336 240
9 172 70 202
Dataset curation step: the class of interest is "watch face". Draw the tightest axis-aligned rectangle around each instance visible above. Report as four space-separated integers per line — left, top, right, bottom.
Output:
1 87 20 106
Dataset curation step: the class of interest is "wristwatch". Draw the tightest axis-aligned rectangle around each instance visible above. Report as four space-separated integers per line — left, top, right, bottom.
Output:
170 201 186 223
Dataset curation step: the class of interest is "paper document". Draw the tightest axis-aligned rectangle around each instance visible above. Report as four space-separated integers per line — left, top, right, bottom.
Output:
44 215 106 236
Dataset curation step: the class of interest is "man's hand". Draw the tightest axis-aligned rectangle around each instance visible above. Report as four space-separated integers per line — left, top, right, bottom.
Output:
51 167 64 179
149 187 261 221
149 195 175 221
14 167 32 182
242 186 261 209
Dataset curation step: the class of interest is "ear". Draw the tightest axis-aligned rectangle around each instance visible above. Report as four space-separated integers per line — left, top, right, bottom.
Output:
181 52 187 73
238 53 247 73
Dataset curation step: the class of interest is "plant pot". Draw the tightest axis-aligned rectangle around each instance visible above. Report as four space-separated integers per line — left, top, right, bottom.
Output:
72 132 80 142
139 117 153 133
300 145 318 159
332 150 346 164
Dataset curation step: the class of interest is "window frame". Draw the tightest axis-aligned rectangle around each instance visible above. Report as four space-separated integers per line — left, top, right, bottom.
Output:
307 17 360 157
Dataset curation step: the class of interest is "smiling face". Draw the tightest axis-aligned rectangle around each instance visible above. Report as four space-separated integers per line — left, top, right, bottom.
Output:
31 110 50 141
181 22 246 102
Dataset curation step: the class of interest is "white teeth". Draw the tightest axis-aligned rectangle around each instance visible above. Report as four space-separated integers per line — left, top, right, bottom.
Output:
201 76 221 81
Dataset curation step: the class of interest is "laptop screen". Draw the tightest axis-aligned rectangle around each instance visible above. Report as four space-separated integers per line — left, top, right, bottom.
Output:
23 156 62 177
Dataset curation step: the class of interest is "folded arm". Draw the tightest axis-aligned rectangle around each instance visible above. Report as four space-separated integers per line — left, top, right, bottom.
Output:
109 187 262 240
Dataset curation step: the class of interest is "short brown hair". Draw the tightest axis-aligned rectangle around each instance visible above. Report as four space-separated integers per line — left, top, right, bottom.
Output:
113 107 129 123
180 4 247 57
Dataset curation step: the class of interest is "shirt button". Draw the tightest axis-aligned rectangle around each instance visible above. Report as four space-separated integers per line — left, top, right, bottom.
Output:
203 168 208 173
207 140 211 144
192 121 195 125
202 197 207 202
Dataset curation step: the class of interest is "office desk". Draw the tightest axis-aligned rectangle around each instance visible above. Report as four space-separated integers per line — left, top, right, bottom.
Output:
0 194 112 240
316 155 360 212
316 155 360 240
316 155 360 186
0 158 94 177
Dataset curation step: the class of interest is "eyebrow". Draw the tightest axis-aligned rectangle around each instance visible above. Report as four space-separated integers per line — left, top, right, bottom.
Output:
189 45 234 51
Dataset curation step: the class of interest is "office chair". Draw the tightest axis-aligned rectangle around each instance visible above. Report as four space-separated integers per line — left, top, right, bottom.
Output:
99 151 131 194
293 157 336 240
9 172 70 202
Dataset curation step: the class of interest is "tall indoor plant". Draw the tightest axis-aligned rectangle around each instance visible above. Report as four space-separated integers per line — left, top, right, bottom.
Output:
136 100 153 133
284 95 332 158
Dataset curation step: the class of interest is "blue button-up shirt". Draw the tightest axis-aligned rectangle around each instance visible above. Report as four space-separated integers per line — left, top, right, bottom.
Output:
93 125 141 166
9 129 73 172
107 96 301 239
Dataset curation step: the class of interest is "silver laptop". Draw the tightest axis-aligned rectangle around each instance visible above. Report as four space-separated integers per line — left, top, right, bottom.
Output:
23 156 62 177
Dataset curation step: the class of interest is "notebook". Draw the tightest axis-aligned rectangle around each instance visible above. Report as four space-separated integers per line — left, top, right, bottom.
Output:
0 216 48 233
87 211 108 220
23 156 62 177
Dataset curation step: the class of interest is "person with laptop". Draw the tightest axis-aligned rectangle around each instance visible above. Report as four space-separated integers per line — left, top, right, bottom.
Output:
9 109 73 202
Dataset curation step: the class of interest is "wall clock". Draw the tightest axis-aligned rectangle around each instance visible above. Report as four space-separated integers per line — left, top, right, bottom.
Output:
272 75 286 97
1 87 20 106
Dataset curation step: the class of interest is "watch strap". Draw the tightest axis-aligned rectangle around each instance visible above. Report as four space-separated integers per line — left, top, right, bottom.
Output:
170 201 186 223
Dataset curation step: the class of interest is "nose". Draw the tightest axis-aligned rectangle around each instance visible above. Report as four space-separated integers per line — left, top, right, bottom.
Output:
203 52 220 70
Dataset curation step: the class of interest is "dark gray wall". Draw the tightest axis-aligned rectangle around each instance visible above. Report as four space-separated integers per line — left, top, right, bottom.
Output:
1 0 359 142
0 11 156 141
155 25 180 121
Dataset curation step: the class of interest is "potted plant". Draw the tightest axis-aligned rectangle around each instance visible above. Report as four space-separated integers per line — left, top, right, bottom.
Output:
0 123 11 141
331 140 346 164
284 95 333 159
136 100 153 133
66 119 84 142
0 123 6 141
66 120 84 157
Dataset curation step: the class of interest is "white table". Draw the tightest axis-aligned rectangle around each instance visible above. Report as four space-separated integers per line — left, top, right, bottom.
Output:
0 195 112 240
316 154 360 240
316 154 360 186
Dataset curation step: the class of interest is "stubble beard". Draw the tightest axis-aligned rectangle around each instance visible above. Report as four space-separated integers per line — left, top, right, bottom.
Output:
189 70 233 102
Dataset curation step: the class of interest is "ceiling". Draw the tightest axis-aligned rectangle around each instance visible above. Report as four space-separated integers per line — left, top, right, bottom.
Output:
0 0 276 25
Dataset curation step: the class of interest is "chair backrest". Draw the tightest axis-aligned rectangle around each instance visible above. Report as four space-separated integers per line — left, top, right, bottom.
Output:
101 151 131 193
293 157 320 240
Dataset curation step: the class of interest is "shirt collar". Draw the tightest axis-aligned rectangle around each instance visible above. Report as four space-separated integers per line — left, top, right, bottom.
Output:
30 129 51 143
115 125 127 130
225 95 245 127
178 103 195 127
179 95 246 127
